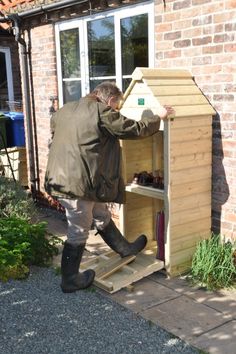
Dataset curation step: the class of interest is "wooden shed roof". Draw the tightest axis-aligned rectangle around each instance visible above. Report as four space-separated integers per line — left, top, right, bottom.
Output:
122 67 216 119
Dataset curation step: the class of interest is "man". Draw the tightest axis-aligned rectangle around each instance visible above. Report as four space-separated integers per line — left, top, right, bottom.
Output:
45 82 174 293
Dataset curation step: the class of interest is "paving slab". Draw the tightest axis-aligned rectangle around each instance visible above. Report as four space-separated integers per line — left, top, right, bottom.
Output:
140 295 231 342
191 319 236 354
151 272 236 320
150 271 196 294
105 277 181 312
184 288 236 320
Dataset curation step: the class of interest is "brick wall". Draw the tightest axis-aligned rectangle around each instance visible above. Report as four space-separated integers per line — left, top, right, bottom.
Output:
30 24 58 191
155 0 236 241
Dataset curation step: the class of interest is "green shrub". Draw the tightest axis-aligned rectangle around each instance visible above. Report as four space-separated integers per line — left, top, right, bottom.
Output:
190 234 236 291
0 217 63 282
0 176 36 220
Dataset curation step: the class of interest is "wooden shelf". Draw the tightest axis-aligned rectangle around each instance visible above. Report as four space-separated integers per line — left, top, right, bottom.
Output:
125 183 164 200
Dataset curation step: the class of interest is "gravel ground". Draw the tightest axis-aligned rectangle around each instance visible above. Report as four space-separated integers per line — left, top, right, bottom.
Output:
0 267 201 354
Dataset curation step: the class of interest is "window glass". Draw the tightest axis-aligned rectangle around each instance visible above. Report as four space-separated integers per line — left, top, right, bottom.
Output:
60 29 80 78
121 14 148 76
0 52 8 109
63 81 81 102
60 29 81 102
87 17 115 79
0 52 7 89
122 78 132 92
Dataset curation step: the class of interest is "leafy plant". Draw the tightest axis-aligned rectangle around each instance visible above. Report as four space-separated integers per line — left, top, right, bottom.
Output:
0 217 63 282
0 176 36 220
190 234 236 291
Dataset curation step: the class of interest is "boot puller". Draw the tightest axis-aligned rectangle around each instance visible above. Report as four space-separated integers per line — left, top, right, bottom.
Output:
45 82 173 293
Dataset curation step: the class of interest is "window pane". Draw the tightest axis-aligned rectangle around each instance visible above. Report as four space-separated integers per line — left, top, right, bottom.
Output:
0 52 7 89
89 78 116 92
60 29 80 78
0 52 8 109
122 78 132 92
63 81 81 103
121 14 148 76
87 17 115 78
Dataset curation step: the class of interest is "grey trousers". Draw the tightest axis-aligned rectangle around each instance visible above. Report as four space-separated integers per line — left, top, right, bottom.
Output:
59 198 111 245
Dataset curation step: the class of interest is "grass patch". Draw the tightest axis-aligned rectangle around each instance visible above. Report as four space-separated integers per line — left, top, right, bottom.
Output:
190 234 236 291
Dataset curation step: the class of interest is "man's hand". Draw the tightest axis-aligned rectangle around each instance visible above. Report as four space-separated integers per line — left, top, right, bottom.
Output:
157 105 175 120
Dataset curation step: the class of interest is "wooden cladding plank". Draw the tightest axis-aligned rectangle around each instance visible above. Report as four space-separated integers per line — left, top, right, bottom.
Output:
122 136 152 151
152 85 201 96
171 192 211 213
144 78 195 86
124 194 154 242
170 139 211 157
124 203 153 222
171 178 211 198
124 94 208 107
123 94 158 108
171 230 211 253
125 192 153 205
132 68 192 80
120 107 161 122
171 205 211 226
169 105 216 117
120 107 146 121
169 230 211 272
125 161 153 181
123 139 153 179
170 152 211 172
170 116 212 129
131 83 153 95
170 165 211 185
95 255 136 280
125 215 152 232
125 216 154 242
170 217 211 239
170 125 211 142
167 260 192 277
170 245 198 267
125 144 152 160
157 95 209 106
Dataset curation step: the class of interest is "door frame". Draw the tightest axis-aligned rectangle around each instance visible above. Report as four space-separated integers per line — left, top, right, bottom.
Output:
0 47 14 103
55 1 154 107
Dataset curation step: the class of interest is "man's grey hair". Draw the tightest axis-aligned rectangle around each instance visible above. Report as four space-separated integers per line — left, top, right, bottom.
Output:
92 82 123 104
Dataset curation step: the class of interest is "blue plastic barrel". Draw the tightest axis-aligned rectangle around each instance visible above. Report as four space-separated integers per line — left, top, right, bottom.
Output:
5 112 25 147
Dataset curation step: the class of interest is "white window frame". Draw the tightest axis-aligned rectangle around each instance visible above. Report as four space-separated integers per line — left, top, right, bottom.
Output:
0 47 14 102
55 1 154 107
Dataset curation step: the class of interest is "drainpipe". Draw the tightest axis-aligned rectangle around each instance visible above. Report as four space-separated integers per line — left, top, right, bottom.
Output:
1 15 37 197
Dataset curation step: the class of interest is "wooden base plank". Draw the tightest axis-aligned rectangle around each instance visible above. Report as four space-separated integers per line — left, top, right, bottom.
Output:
81 251 164 294
95 254 136 280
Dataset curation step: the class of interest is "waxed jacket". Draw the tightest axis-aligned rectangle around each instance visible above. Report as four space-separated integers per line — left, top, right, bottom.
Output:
44 97 160 203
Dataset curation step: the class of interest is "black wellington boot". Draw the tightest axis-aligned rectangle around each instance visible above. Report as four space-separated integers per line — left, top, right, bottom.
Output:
98 219 147 258
61 241 95 293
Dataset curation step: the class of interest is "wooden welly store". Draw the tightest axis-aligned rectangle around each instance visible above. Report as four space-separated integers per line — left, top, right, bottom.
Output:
82 68 216 293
